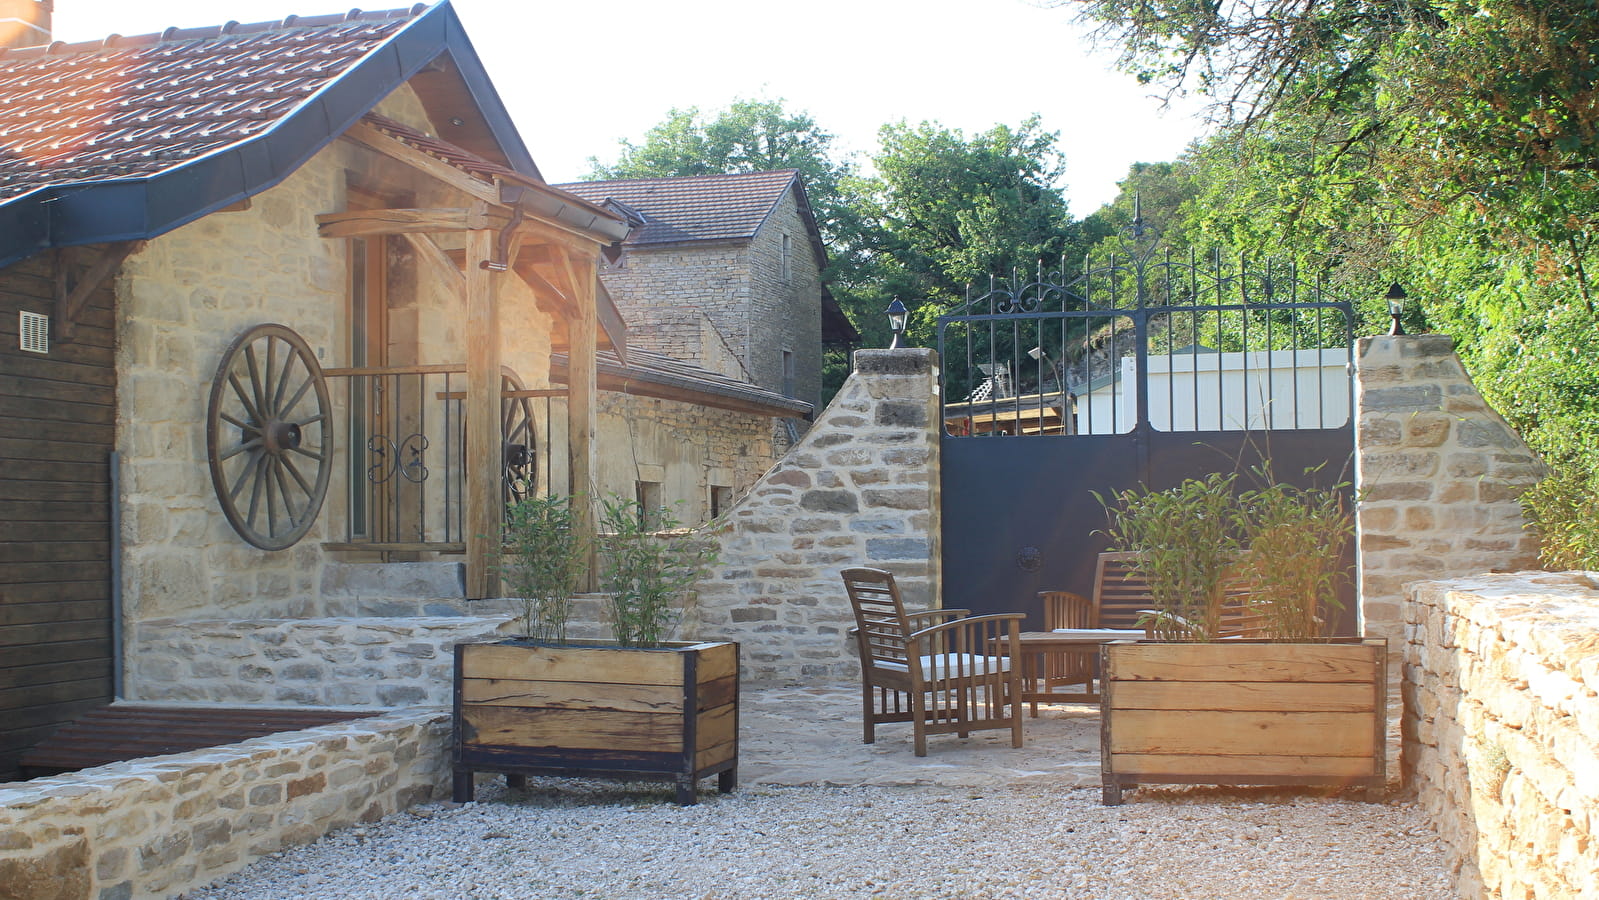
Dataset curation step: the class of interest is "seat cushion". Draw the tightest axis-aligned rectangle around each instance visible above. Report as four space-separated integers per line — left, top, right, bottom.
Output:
876 653 1013 680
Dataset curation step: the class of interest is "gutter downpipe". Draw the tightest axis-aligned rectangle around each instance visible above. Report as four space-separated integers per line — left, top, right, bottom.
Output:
110 449 123 699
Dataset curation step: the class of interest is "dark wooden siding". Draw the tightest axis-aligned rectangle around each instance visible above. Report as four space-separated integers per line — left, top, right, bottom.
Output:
0 251 117 781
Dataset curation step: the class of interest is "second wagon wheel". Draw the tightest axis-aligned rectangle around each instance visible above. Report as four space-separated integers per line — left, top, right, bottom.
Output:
501 368 537 505
206 324 334 550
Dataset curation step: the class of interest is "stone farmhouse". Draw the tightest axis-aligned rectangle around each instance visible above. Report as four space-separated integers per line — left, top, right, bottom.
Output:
0 1 816 783
557 172 859 505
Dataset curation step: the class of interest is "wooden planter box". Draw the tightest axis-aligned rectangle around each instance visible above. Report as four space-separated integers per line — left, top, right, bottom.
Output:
1100 638 1386 805
453 639 738 806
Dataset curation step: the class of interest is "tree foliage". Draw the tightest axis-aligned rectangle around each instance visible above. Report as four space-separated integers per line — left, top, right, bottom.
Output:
1061 0 1599 566
863 117 1086 347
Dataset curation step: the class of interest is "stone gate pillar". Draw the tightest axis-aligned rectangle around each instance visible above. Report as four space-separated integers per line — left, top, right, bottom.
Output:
1353 334 1544 651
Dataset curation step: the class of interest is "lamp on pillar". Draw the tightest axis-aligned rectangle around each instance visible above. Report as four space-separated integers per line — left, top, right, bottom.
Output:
1385 283 1408 336
886 299 908 349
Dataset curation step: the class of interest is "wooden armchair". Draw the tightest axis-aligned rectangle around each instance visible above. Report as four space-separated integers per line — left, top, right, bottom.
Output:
1033 590 1096 705
1094 551 1268 639
842 567 1024 756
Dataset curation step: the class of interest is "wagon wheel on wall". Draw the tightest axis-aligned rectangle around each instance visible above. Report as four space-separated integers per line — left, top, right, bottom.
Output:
501 368 537 506
206 324 333 550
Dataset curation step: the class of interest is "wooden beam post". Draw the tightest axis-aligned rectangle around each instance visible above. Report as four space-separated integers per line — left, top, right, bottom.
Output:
465 229 501 599
566 253 600 590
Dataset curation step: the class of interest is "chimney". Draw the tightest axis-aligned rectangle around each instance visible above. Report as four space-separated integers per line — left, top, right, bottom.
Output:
1 0 51 50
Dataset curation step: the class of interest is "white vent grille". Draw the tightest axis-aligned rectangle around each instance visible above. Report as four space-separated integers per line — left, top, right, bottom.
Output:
19 311 49 354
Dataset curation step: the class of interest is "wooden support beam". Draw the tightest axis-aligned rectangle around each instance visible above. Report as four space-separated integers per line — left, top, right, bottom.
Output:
513 254 577 317
315 204 505 238
400 232 465 297
464 229 502 600
53 241 141 342
342 121 502 205
566 253 600 590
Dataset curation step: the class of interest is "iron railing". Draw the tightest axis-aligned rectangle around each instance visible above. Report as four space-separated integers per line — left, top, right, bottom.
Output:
938 236 1355 439
323 365 468 551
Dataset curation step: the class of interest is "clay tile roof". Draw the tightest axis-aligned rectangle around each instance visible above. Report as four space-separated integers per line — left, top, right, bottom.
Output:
554 170 801 246
0 7 422 202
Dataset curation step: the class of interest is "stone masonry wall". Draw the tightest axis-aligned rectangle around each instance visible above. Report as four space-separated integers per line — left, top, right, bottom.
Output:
1403 572 1599 899
127 616 512 708
0 708 450 900
1354 334 1544 655
745 189 824 409
691 349 940 683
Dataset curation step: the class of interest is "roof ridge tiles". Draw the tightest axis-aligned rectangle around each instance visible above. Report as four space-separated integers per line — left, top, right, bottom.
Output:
0 5 422 62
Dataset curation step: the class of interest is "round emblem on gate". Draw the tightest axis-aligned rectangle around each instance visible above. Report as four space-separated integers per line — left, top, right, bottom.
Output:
1016 546 1042 572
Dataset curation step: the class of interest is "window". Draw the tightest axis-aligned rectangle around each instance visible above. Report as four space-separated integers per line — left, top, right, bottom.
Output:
635 480 663 528
782 350 795 399
780 233 791 282
710 485 733 520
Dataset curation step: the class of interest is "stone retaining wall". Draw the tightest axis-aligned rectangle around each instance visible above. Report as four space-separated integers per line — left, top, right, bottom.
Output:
0 708 450 900
1404 572 1599 899
127 616 512 707
692 349 941 683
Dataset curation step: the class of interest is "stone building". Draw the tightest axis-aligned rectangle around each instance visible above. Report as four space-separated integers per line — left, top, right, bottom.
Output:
555 173 859 518
0 1 807 781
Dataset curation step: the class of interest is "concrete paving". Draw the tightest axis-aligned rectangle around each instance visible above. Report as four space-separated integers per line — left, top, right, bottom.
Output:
737 683 1103 790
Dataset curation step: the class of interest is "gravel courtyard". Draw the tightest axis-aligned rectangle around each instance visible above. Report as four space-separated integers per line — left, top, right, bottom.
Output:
183 684 1455 899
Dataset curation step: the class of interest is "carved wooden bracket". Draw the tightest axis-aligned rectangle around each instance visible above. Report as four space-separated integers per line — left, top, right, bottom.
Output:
53 241 142 342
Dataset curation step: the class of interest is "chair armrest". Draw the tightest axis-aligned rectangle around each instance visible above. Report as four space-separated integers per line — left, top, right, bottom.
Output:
904 613 1024 684
904 608 970 625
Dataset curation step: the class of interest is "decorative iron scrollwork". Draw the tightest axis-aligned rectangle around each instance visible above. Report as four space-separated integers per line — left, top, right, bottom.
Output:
365 434 430 485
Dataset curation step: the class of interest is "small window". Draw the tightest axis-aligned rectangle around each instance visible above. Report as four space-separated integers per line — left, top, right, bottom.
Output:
19 311 48 354
782 350 796 398
710 485 733 519
780 233 791 282
635 481 663 528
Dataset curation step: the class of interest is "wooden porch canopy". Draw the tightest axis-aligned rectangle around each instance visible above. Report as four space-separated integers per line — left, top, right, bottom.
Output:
315 114 630 599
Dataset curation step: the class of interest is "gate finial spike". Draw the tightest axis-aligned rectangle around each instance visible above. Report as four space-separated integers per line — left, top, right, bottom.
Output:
1132 193 1145 240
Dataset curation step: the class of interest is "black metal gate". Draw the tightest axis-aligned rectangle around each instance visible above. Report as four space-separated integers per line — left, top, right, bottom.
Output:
938 229 1357 634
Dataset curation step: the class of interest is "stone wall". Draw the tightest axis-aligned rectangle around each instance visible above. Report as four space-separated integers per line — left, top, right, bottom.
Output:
744 189 825 409
126 616 511 707
0 708 450 900
691 349 940 683
544 388 781 529
1403 572 1599 899
1353 334 1544 655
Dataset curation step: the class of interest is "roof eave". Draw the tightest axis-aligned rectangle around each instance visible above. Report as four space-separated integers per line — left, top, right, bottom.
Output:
0 1 534 270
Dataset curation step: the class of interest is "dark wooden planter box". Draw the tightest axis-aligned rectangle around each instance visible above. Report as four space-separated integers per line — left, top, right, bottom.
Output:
1100 638 1387 805
452 639 738 805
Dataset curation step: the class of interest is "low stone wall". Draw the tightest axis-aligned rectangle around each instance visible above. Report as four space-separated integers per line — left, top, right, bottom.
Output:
693 349 941 684
128 616 512 707
1404 572 1599 899
0 708 450 900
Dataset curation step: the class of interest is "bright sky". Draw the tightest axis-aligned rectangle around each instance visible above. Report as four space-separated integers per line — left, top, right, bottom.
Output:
53 0 1208 213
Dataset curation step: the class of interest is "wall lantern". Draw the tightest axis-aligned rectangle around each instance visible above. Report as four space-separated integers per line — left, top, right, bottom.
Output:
1385 283 1407 336
886 299 908 349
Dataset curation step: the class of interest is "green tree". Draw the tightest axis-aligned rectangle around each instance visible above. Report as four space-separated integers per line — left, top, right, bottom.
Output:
864 117 1086 347
1057 0 1599 565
